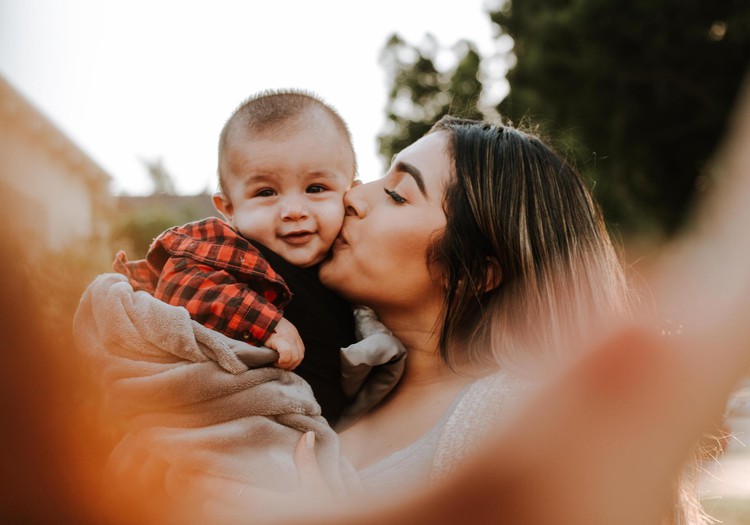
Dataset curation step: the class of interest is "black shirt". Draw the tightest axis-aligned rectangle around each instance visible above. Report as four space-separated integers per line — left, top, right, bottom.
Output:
252 242 356 425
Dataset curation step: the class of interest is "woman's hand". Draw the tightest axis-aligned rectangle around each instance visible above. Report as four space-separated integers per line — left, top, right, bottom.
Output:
195 432 335 524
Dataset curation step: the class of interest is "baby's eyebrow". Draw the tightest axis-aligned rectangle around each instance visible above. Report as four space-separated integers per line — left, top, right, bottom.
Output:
394 161 427 197
239 173 276 186
306 170 338 179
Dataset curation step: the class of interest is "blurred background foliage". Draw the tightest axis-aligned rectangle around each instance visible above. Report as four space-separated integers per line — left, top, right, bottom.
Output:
378 34 485 163
378 0 750 238
109 1 750 248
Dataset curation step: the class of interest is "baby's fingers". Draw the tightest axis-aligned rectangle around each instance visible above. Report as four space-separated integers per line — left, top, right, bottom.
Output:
272 336 304 369
272 340 299 370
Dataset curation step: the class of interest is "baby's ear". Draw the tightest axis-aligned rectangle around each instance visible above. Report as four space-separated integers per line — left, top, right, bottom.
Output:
212 192 234 222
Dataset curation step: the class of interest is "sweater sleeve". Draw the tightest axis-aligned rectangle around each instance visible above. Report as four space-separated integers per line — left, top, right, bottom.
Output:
153 255 284 345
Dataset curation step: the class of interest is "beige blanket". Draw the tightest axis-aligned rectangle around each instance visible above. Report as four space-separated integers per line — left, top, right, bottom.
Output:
73 273 358 499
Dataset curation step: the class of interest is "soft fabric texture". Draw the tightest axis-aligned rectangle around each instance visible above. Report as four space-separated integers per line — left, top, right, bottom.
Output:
73 273 358 498
358 380 471 497
357 372 528 496
432 372 528 482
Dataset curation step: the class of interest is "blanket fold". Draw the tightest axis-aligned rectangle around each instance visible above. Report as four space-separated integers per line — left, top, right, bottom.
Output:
73 273 358 499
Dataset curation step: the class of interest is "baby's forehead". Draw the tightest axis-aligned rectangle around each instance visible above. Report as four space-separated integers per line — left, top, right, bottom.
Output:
229 108 349 145
225 138 354 180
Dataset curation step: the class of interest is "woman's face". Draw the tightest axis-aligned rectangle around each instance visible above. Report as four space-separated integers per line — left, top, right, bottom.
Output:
319 131 451 313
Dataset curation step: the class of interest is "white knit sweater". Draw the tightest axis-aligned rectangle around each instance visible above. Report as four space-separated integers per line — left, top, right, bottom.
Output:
432 371 527 482
358 371 527 496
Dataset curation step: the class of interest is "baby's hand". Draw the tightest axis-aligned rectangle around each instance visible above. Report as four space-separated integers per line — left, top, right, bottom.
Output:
265 317 304 370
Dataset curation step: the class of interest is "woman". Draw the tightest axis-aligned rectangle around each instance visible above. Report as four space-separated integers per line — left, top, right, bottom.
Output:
197 114 723 525
318 116 633 490
222 78 750 522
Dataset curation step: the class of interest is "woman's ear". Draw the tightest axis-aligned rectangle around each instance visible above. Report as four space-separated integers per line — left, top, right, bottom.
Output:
484 258 503 292
450 258 503 293
212 192 234 223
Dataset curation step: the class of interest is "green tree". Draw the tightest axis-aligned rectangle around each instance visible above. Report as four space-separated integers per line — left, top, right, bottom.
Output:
378 33 485 170
492 1 750 235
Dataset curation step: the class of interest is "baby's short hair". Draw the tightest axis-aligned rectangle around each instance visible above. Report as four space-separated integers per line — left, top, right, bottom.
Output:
217 89 355 190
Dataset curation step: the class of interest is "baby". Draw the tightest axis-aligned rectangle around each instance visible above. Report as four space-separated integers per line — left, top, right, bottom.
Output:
115 89 359 423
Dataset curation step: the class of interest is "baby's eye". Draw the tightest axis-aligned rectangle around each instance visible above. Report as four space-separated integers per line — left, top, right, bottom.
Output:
307 184 327 194
256 188 277 197
384 188 407 204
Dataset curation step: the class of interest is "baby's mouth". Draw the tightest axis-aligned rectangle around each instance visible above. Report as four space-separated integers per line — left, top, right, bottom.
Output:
280 231 314 245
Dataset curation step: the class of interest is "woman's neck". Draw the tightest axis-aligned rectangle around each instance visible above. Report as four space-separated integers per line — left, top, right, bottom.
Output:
375 298 441 348
376 306 462 389
398 351 465 396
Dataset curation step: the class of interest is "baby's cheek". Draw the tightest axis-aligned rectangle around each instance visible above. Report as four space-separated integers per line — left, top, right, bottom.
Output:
319 200 347 235
234 210 276 244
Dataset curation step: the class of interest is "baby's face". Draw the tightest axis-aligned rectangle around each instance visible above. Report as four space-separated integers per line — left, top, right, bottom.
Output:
215 123 354 267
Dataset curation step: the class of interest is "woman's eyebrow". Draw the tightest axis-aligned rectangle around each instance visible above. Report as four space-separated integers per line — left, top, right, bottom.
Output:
394 161 427 197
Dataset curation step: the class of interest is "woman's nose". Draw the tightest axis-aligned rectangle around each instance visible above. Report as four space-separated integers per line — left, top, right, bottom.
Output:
343 181 370 218
280 196 309 221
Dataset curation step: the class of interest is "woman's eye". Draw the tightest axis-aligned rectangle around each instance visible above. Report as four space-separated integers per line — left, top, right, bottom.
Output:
256 189 276 197
307 184 326 194
384 188 407 204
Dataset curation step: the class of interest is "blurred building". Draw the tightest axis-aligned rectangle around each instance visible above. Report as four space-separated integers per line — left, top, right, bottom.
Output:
0 75 113 253
110 192 217 258
116 193 216 223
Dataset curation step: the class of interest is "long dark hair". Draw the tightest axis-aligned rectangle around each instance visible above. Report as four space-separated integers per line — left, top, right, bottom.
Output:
428 116 632 369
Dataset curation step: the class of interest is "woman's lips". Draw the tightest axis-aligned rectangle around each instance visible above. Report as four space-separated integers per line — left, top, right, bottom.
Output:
332 231 349 249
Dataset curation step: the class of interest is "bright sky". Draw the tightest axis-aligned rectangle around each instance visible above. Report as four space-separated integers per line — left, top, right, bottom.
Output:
0 0 511 195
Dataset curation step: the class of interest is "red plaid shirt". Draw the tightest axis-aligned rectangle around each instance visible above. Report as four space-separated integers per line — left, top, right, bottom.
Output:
113 218 291 345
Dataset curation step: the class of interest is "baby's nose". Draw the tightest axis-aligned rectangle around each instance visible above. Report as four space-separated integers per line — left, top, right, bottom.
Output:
280 197 309 220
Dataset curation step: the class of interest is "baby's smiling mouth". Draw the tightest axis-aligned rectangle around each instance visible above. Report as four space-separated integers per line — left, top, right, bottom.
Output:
280 230 315 245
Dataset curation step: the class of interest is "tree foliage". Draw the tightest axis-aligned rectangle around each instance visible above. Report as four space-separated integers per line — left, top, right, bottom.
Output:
492 0 750 235
377 34 485 171
378 2 750 235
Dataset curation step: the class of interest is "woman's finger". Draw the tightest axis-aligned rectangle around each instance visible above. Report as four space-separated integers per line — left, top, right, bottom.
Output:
294 431 317 470
294 431 333 498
